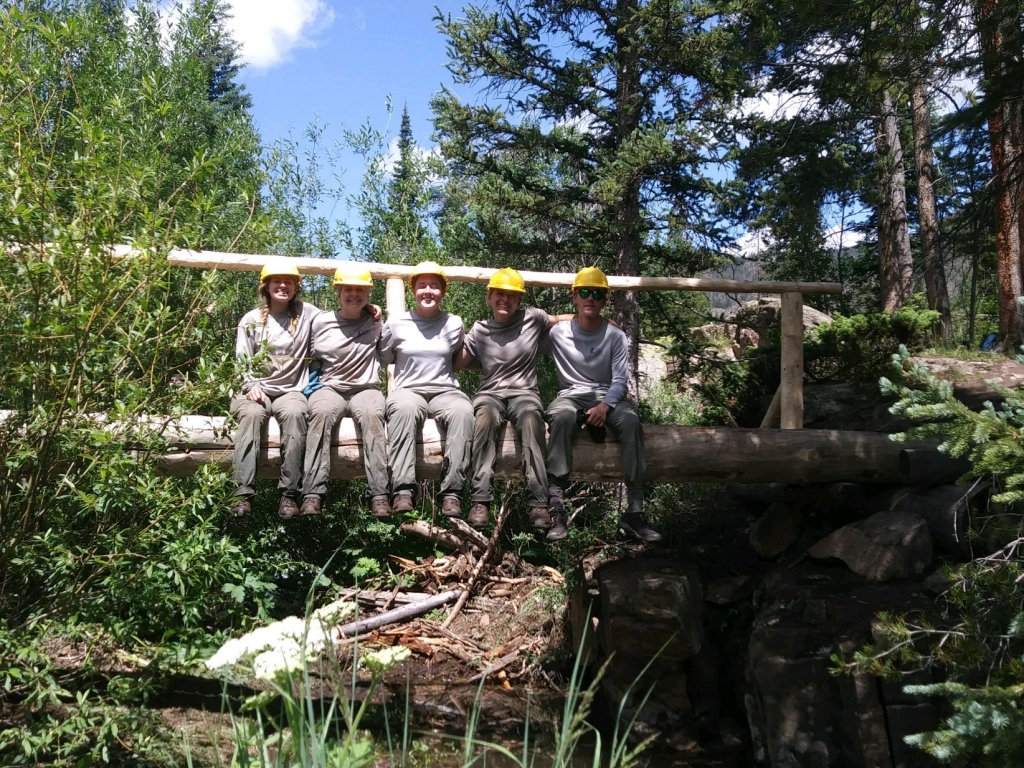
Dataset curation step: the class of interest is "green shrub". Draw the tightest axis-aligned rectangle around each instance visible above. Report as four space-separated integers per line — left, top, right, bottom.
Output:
676 302 941 426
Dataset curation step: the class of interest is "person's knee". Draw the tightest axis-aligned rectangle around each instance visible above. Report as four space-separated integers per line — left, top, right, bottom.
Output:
441 397 474 426
547 407 575 430
386 395 418 420
308 398 341 423
474 403 501 432
277 406 308 427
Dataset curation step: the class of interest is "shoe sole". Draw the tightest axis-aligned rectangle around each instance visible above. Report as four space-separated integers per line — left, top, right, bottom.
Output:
546 528 568 542
619 523 663 543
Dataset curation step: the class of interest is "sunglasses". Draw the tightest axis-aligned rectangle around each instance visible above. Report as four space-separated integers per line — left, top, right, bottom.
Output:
576 288 607 301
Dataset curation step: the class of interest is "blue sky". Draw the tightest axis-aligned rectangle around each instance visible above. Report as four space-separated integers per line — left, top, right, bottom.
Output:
232 1 466 171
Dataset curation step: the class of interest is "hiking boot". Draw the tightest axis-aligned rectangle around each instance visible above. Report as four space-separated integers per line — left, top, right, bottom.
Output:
370 496 393 519
528 506 552 529
619 514 663 543
299 495 322 516
230 497 251 517
441 496 462 518
278 496 299 520
546 513 568 542
391 492 415 513
468 503 489 528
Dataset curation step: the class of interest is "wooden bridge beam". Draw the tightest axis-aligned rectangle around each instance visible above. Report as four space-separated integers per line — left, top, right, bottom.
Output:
144 416 943 486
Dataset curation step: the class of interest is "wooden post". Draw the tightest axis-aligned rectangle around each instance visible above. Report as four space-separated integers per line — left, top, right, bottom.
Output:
385 277 405 393
780 292 804 429
760 385 782 429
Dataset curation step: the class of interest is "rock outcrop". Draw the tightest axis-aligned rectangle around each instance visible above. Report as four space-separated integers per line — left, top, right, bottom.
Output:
745 567 941 768
807 511 933 581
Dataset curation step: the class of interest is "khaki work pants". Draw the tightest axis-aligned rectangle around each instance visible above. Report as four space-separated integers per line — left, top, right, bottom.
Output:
302 387 388 499
230 391 308 498
470 391 547 508
386 386 473 501
545 394 646 494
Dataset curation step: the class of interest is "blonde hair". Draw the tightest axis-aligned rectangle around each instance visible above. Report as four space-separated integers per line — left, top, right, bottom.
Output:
258 278 300 333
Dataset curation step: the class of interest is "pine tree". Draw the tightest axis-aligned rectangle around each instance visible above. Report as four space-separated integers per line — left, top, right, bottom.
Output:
433 0 741 396
844 346 1024 765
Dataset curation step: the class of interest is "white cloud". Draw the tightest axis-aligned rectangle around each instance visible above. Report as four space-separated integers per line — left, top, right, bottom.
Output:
740 88 818 121
823 221 865 251
730 228 773 258
378 135 440 176
224 0 335 69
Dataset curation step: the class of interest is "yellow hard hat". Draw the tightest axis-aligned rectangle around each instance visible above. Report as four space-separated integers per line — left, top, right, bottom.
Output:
408 260 448 290
332 263 374 287
572 266 609 292
487 267 526 294
260 259 302 284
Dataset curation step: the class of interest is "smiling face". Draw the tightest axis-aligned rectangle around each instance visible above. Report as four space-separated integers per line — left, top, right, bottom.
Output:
265 275 299 311
487 288 522 322
335 284 369 319
412 275 445 317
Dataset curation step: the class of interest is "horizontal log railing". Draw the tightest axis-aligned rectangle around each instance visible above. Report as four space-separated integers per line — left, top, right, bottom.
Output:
111 246 844 296
112 246 844 430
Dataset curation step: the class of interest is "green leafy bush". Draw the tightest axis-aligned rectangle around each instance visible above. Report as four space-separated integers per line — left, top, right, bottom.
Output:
676 303 940 425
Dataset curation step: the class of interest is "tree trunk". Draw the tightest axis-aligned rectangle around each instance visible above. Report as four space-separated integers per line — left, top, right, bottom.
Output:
968 216 980 346
875 88 916 313
612 0 643 402
910 76 953 338
978 0 1024 348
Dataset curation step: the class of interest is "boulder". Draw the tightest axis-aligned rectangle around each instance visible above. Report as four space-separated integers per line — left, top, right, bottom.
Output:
733 297 832 347
745 566 940 768
733 326 760 357
749 503 802 559
596 559 704 677
705 575 754 605
574 558 706 738
807 511 933 581
689 323 729 343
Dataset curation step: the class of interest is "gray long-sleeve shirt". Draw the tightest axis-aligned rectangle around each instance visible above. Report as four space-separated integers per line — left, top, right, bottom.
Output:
309 309 383 392
235 301 319 397
464 306 550 393
378 311 465 390
543 318 629 408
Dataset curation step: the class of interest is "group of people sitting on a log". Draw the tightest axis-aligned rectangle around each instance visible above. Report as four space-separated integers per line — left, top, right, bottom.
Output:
228 260 661 543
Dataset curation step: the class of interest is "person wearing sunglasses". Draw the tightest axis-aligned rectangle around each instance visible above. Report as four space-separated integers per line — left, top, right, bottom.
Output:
542 267 662 543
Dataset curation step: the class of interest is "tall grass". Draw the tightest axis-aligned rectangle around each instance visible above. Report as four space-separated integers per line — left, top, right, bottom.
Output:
205 601 656 768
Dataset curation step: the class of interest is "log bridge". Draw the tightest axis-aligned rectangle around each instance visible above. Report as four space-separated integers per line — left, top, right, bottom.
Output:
148 416 955 486
113 248 961 486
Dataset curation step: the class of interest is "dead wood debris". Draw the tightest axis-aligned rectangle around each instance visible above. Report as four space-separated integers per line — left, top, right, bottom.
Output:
328 516 564 684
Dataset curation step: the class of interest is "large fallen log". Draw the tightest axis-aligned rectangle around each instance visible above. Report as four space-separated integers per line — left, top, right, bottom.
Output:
142 415 945 485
